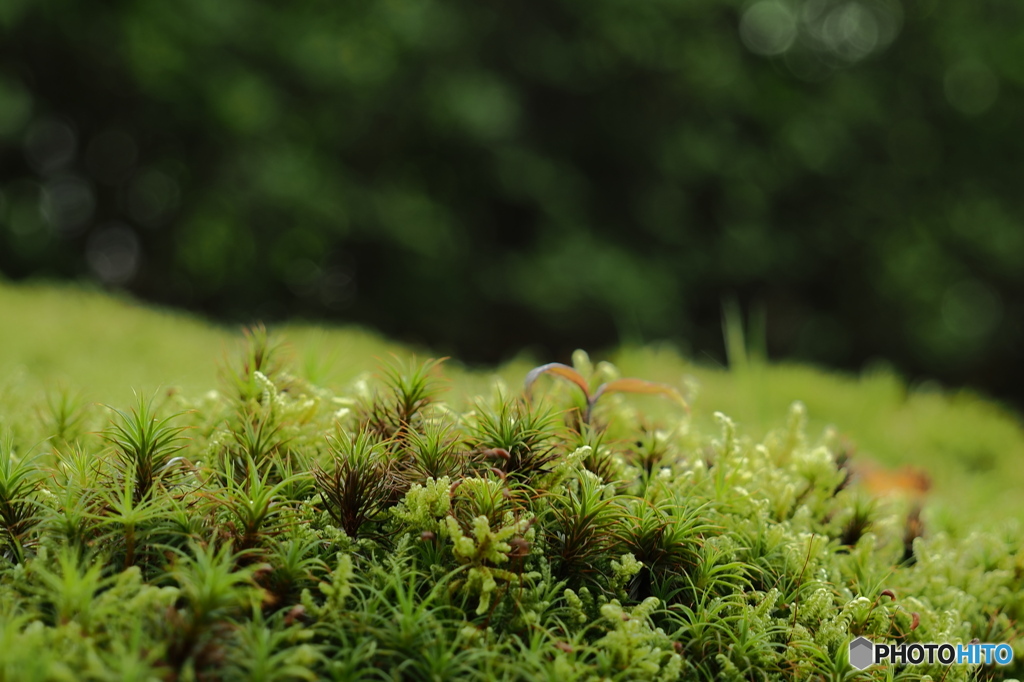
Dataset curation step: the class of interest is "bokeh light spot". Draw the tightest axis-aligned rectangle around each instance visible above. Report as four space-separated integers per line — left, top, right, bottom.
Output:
821 2 878 62
799 0 901 64
86 223 142 285
944 60 999 116
8 193 48 238
40 176 95 236
320 266 355 311
740 1 798 56
24 118 76 175
434 72 520 139
942 279 1002 340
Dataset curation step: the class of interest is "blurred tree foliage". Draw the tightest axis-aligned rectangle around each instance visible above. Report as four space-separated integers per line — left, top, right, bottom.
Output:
0 0 1022 402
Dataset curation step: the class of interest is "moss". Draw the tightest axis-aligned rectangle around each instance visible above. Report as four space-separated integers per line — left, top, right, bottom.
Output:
0 282 1022 679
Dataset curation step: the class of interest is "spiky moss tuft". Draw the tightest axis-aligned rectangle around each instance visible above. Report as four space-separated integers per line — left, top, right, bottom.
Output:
0 333 1021 681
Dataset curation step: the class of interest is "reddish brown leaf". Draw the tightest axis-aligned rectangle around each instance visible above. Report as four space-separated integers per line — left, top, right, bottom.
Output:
591 378 688 412
284 605 307 625
481 447 511 460
509 537 530 558
524 363 590 399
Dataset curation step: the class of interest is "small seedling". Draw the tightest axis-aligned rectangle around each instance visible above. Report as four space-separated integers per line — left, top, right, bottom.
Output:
524 361 688 424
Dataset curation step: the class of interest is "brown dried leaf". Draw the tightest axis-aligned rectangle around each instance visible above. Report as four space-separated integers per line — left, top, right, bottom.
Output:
524 363 590 399
591 378 688 412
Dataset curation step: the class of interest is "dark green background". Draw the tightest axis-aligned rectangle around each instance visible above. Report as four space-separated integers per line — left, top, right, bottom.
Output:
1 0 1021 404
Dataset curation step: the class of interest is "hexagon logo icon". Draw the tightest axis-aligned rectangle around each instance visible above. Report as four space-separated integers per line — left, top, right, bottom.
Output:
849 636 874 670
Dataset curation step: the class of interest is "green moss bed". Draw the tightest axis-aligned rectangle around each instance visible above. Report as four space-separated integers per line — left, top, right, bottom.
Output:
0 284 1023 681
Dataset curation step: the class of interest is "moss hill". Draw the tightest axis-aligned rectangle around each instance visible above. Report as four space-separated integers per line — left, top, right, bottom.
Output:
0 279 1022 680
